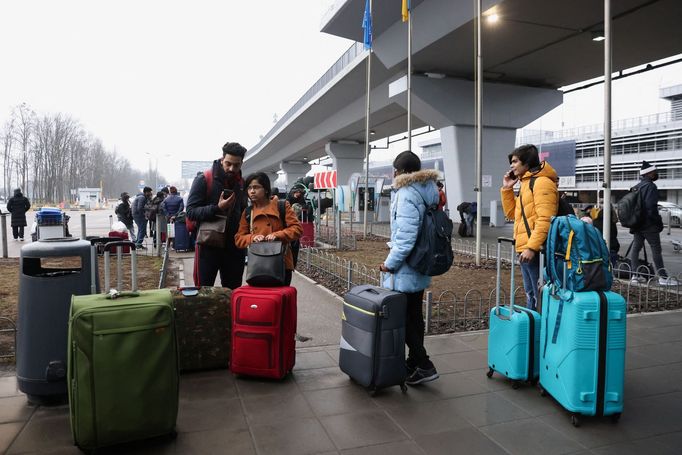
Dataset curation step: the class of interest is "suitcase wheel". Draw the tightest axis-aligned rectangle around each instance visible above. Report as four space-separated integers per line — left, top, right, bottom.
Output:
571 414 581 427
486 368 494 379
530 378 538 386
511 380 521 390
539 386 548 397
610 413 621 424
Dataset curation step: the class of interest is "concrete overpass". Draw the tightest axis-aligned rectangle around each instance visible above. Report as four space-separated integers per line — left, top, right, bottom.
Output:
243 0 682 213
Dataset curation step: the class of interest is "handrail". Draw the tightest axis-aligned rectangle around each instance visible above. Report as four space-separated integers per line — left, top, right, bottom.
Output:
517 111 680 146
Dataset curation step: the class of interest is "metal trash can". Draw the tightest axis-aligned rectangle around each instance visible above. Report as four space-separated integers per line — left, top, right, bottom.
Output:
17 237 99 403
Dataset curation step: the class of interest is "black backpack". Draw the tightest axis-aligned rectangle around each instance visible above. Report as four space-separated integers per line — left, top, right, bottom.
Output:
617 187 642 228
529 177 573 216
406 189 454 276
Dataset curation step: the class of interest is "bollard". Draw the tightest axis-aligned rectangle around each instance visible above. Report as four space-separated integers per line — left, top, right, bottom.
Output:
155 213 162 257
667 211 672 236
80 213 87 239
424 291 433 334
109 214 113 230
1 214 7 258
347 260 353 292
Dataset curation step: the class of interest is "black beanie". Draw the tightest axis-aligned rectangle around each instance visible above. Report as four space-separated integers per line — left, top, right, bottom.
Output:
640 161 657 175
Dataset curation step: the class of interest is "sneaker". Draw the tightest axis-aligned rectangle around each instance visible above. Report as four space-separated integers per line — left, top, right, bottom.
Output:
406 367 439 386
659 276 679 286
630 276 646 285
19 237 24 241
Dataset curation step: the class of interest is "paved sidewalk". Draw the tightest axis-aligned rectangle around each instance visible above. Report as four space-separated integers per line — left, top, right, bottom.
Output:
2 310 682 454
2 269 682 455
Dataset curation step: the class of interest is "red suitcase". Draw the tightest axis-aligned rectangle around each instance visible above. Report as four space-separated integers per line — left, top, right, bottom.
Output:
300 222 315 247
107 230 131 253
230 286 297 379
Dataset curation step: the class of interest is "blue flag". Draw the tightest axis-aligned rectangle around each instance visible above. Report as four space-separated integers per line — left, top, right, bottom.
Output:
362 0 372 49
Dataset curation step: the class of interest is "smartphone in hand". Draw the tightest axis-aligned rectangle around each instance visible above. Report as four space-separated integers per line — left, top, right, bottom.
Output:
222 188 234 198
507 170 516 180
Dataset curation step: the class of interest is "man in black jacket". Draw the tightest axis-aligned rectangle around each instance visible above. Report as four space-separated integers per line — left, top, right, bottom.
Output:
186 142 248 289
628 161 677 286
114 192 135 239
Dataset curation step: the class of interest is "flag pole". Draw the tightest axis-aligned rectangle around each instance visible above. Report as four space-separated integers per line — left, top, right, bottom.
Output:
475 0 483 266
363 0 373 239
407 2 413 151
602 0 612 252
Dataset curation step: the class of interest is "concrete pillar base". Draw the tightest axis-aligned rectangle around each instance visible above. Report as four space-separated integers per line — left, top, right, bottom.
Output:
325 142 366 187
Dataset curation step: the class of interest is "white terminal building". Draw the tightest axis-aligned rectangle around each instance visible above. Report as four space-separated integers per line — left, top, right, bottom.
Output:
516 84 682 205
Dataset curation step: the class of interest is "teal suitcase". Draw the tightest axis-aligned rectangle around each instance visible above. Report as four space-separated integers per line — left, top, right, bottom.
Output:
539 283 626 426
487 238 541 387
68 242 178 451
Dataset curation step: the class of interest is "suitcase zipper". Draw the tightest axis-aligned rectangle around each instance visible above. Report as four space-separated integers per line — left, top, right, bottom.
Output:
596 291 608 417
343 301 375 317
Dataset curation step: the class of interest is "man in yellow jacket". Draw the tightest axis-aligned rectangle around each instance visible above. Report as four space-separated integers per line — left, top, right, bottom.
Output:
500 144 558 310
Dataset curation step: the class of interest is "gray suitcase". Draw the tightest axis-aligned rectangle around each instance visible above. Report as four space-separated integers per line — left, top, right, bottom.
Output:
340 284 408 394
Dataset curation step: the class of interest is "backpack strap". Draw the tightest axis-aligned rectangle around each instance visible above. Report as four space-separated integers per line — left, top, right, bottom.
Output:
519 179 534 239
204 169 213 198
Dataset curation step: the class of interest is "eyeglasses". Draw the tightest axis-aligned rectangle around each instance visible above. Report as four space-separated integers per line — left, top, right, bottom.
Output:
247 185 264 191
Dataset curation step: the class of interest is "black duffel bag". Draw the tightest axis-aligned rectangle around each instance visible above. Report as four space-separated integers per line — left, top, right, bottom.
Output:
614 243 653 280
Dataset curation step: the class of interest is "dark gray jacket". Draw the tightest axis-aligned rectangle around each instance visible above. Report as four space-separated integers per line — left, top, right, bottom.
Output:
7 189 31 227
632 176 663 233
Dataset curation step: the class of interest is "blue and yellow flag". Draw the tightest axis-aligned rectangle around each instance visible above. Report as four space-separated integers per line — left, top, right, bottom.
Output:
362 0 372 49
402 0 410 22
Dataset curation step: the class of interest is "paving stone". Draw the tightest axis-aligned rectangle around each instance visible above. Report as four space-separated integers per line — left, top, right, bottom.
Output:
445 392 531 427
293 366 351 391
175 428 255 455
494 386 560 417
424 335 474 355
179 369 237 402
591 437 678 455
481 416 586 455
0 376 21 398
341 440 424 455
6 410 73 454
0 422 24 454
321 410 407 450
305 384 379 417
177 397 248 433
234 374 299 398
385 398 474 437
431 350 487 374
251 416 335 455
413 427 507 455
293 350 337 371
243 390 314 425
0 396 35 424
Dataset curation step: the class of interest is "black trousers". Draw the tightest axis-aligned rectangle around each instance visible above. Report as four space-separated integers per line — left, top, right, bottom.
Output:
194 245 245 289
405 290 433 370
12 226 24 239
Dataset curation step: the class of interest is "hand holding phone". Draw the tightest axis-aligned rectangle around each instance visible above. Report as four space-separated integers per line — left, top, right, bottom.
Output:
222 189 234 199
502 170 517 189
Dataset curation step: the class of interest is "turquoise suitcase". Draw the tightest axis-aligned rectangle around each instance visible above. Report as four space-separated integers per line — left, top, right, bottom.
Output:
487 238 541 387
539 283 626 426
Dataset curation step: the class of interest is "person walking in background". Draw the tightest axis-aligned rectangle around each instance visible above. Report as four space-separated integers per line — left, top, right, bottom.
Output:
147 191 167 247
186 142 249 289
500 144 559 311
7 188 30 241
379 150 440 386
114 192 135 240
161 186 184 222
436 181 447 211
235 172 302 286
131 186 152 249
628 161 677 286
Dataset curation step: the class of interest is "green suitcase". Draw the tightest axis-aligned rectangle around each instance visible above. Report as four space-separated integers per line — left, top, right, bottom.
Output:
68 242 178 451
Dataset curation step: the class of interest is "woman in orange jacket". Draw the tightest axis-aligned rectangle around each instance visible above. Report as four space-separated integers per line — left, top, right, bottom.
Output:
235 172 303 285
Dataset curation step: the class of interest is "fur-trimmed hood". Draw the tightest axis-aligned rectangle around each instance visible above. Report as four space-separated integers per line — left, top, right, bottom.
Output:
393 169 440 189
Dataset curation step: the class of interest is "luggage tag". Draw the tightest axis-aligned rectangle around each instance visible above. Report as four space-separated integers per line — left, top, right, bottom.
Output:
178 286 200 297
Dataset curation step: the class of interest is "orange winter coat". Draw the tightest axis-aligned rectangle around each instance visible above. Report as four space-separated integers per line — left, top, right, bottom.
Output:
500 161 559 253
235 197 303 270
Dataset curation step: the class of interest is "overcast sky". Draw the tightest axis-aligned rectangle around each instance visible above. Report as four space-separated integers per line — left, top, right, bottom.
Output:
0 0 350 183
1 1 681 185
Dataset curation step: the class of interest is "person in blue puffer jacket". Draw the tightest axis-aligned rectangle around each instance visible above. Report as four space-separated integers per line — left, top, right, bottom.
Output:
161 186 184 222
379 150 440 386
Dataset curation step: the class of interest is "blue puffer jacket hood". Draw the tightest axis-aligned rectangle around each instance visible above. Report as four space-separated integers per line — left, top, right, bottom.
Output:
382 169 440 293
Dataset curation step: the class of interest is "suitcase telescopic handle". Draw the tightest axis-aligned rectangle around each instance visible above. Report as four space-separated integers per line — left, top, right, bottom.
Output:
103 241 138 293
495 237 515 317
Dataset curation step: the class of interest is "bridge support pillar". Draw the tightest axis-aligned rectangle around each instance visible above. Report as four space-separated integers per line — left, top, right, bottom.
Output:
325 142 366 187
280 162 310 189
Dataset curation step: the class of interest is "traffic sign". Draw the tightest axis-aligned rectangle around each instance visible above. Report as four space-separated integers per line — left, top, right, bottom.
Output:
314 170 337 189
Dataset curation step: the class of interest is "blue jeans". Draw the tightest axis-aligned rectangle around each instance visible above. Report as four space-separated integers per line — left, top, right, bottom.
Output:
134 217 147 245
519 254 540 311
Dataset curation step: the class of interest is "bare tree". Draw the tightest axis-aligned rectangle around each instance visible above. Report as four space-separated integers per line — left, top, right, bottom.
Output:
1 117 15 199
11 103 36 193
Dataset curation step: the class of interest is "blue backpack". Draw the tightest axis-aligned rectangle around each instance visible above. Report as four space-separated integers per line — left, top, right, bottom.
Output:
545 215 612 292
